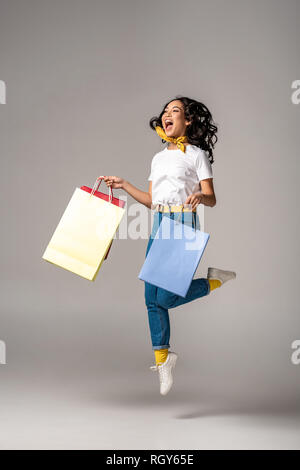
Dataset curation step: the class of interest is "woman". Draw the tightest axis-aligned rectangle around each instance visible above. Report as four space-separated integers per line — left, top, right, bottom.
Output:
103 95 236 395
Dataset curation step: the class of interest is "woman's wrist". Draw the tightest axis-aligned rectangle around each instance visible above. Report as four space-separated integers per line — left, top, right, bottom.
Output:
121 179 128 191
201 192 215 207
191 191 215 207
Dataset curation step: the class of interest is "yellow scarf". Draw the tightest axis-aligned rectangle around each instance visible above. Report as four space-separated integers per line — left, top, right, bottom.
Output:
155 125 188 153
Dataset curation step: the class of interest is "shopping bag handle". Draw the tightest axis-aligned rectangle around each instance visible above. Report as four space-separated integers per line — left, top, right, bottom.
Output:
174 205 196 232
90 176 113 203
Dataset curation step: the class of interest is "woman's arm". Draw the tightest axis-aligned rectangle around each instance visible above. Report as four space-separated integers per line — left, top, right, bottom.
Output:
103 176 152 209
184 178 216 210
123 179 152 209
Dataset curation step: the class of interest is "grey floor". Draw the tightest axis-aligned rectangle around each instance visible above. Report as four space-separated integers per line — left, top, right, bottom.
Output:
0 359 299 450
1 271 299 450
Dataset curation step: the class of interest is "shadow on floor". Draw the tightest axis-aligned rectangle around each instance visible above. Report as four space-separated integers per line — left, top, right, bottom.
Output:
92 379 300 421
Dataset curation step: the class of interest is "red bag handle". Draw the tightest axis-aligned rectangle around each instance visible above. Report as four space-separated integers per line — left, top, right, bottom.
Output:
90 176 113 203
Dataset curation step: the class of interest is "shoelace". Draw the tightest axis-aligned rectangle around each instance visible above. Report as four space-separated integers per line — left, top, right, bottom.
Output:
149 362 169 384
150 364 161 371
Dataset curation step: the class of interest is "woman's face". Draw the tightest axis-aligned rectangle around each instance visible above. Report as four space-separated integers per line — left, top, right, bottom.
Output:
161 100 191 138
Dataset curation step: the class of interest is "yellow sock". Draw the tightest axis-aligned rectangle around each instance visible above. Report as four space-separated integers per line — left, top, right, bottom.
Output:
154 349 168 365
209 279 222 291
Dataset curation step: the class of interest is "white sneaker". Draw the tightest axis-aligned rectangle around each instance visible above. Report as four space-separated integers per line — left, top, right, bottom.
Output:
150 351 178 396
207 267 236 285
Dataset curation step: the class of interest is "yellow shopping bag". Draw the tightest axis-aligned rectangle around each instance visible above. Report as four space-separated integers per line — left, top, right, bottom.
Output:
42 176 126 281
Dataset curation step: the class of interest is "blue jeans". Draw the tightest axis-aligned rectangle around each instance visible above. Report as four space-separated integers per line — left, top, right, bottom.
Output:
144 210 211 351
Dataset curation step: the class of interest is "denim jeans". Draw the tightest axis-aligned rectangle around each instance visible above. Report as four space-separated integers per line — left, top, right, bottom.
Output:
144 210 211 350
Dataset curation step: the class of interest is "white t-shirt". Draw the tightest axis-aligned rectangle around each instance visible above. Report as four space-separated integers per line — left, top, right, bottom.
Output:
148 144 213 205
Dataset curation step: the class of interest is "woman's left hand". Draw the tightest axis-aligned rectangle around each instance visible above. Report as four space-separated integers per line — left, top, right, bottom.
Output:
184 191 203 210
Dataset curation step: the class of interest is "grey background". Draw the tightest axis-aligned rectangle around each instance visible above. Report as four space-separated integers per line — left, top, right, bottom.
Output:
0 0 299 450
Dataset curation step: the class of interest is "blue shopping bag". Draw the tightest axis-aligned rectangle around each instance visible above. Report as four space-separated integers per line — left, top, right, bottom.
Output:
138 214 210 297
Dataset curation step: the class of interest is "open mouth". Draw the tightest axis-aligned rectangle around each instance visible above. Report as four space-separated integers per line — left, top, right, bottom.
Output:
164 120 174 131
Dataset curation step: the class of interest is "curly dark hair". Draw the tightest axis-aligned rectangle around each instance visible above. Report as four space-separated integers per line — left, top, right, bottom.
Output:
149 95 218 164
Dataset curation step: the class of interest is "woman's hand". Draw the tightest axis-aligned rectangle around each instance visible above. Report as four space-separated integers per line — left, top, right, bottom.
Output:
184 179 216 208
184 191 203 210
102 176 125 189
101 177 152 208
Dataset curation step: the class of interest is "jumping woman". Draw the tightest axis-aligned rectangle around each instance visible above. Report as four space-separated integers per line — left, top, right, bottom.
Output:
103 95 236 396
